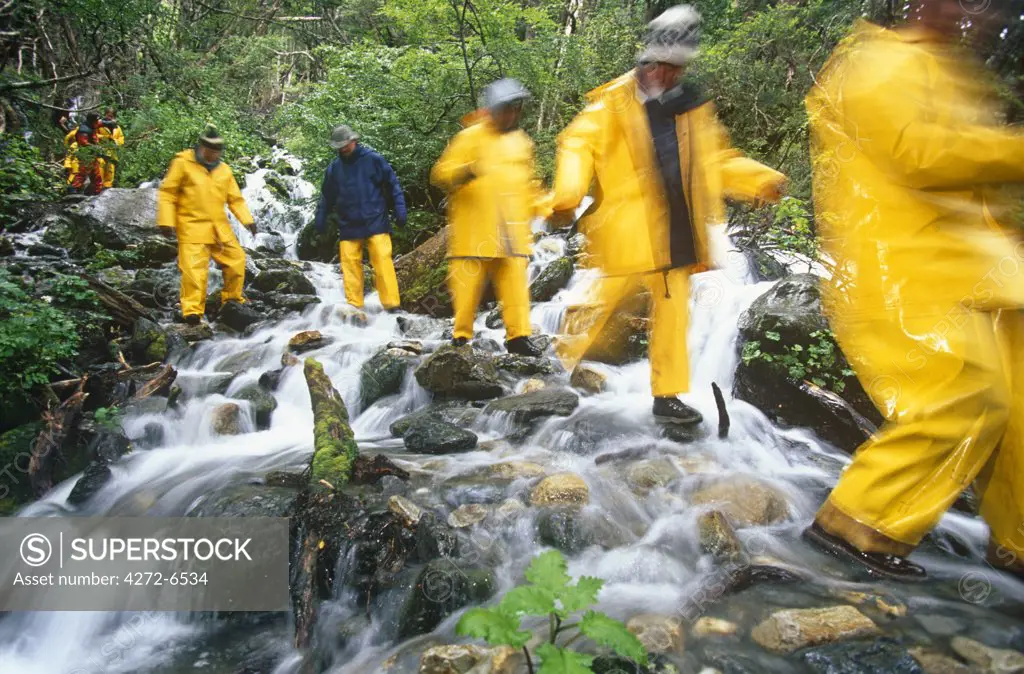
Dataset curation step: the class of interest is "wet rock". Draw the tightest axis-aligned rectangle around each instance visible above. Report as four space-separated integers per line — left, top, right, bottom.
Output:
690 477 789 527
484 388 579 423
335 304 369 326
833 590 907 618
495 498 527 521
96 265 135 288
361 347 418 408
388 340 424 355
167 322 214 343
404 419 478 454
288 329 331 353
529 473 589 507
415 345 504 400
212 402 243 435
66 187 160 251
485 306 504 329
493 353 557 377
257 232 287 256
216 349 265 375
802 638 924 674
909 648 974 674
698 510 743 562
626 613 685 655
480 461 547 481
129 317 187 363
266 293 320 313
282 352 300 367
448 504 488 528
564 292 651 365
751 605 879 654
414 513 459 562
67 461 113 505
390 402 479 437
626 458 680 492
394 228 452 317
530 256 573 302
537 508 592 555
418 644 519 674
692 617 738 638
296 220 339 262
522 378 547 393
389 495 424 527
0 236 13 256
135 236 178 267
914 615 964 637
252 267 316 295
442 483 505 508
218 300 263 332
734 274 882 453
189 484 298 517
397 560 496 638
570 364 607 394
264 470 304 488
662 423 709 444
234 384 277 430
257 368 284 392
379 475 408 497
351 454 411 485
396 315 449 340
950 636 1024 672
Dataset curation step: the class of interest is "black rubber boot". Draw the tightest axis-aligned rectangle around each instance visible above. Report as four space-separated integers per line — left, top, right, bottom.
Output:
451 337 469 348
506 335 542 357
802 522 926 581
652 396 703 425
183 314 202 326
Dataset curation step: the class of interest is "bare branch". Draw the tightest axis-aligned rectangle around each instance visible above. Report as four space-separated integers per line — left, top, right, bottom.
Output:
0 69 92 93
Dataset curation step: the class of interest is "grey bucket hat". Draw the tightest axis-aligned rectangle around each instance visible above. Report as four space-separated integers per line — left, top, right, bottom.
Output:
329 124 359 149
638 4 701 66
482 78 531 111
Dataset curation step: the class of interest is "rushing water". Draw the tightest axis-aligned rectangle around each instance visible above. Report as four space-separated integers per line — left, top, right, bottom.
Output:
2 155 1022 674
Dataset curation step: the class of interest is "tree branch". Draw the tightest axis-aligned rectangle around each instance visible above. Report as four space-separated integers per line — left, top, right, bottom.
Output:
0 69 92 93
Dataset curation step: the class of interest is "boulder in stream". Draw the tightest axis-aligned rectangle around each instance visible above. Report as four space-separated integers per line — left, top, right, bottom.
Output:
233 383 277 430
414 344 504 400
418 644 519 674
530 256 573 302
403 418 478 454
67 460 113 506
288 329 332 353
802 638 925 674
394 228 452 317
189 484 298 517
530 473 589 507
690 476 789 527
950 636 1024 672
211 402 243 435
626 613 685 656
251 267 316 295
751 605 879 654
570 363 608 394
218 300 263 332
360 346 418 408
397 559 496 639
484 388 579 424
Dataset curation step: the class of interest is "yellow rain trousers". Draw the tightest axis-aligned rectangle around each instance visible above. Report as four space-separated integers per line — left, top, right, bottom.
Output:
339 233 400 309
549 72 784 395
97 124 124 188
63 128 77 184
807 21 1024 562
157 149 254 318
431 112 546 340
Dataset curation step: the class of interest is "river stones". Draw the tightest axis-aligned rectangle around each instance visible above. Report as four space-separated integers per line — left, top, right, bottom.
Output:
484 388 579 423
288 329 331 353
626 458 680 492
418 644 519 674
233 383 277 430
692 617 739 638
218 299 263 332
211 402 243 435
361 346 418 408
389 495 424 527
252 267 316 295
626 613 685 655
802 639 925 673
698 510 743 562
751 606 879 654
414 345 503 400
448 504 487 528
690 476 789 527
521 378 547 393
950 636 1024 672
530 256 573 302
403 418 478 454
570 363 607 394
529 473 589 507
909 648 974 674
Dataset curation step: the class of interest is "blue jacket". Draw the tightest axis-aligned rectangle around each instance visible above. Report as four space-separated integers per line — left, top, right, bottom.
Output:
313 145 407 241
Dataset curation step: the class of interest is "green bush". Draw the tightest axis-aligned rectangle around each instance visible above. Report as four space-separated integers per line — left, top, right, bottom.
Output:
0 269 80 413
741 328 854 393
0 135 61 225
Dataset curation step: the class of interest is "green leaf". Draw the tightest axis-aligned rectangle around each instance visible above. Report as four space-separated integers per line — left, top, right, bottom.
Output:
765 330 781 341
525 550 570 595
535 643 594 674
579 611 648 665
557 576 603 615
456 607 531 648
499 585 556 617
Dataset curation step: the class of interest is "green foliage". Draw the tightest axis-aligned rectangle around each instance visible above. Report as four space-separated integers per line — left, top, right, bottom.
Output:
0 136 61 225
86 247 141 272
0 269 80 412
742 328 855 393
457 550 647 673
93 406 125 432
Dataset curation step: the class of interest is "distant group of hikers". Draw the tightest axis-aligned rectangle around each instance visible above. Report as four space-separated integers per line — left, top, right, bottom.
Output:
154 0 1024 582
59 108 125 195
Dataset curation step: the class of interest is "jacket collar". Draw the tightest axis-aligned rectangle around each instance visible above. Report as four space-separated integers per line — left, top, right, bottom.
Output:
192 146 222 172
340 144 368 164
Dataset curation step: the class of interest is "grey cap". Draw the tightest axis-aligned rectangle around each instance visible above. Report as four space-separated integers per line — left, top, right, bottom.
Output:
638 4 701 66
482 78 530 111
329 124 359 149
199 123 224 149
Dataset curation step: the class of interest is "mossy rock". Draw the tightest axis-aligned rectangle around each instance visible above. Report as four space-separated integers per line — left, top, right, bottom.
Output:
397 561 496 639
530 256 573 302
360 347 418 409
296 221 339 262
263 171 291 201
234 384 278 430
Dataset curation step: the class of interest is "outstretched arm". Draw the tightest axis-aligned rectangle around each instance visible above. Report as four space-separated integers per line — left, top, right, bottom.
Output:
548 103 603 218
383 158 407 226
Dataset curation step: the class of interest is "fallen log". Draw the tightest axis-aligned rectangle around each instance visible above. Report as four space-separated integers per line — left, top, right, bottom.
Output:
84 274 155 327
712 382 730 439
130 363 177 400
29 380 88 497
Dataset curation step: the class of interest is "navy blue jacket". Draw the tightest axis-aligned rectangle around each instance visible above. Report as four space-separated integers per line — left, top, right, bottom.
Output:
313 145 407 240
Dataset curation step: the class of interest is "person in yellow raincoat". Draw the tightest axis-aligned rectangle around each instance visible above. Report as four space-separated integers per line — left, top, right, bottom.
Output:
547 4 786 425
62 125 78 186
803 0 1024 579
96 108 125 189
431 78 546 357
157 125 257 325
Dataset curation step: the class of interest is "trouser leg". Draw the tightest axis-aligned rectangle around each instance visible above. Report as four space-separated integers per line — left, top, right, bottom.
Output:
448 258 491 341
643 268 691 397
816 309 1010 555
555 274 638 372
493 256 532 340
366 233 401 309
339 239 366 307
178 243 212 318
210 237 247 304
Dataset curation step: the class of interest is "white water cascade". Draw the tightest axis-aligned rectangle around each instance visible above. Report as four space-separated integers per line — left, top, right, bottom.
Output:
0 156 1020 674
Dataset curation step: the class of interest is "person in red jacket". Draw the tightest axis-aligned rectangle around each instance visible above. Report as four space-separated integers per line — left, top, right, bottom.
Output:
69 113 104 195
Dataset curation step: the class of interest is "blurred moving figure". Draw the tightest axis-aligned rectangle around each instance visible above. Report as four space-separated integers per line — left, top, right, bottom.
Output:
314 124 405 313
547 4 785 425
97 107 125 188
804 1 1024 579
431 78 546 357
157 125 256 325
68 112 104 195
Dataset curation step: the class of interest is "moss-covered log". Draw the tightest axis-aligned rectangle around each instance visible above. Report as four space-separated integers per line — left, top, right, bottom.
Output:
302 358 358 488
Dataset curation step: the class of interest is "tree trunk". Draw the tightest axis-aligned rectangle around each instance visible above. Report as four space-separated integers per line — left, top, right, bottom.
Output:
29 382 87 496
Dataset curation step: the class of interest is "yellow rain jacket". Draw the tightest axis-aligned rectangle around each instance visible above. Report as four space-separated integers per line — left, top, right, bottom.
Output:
807 21 1024 557
549 72 784 276
809 21 1024 326
63 128 78 181
157 149 254 243
430 111 546 259
97 123 125 188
